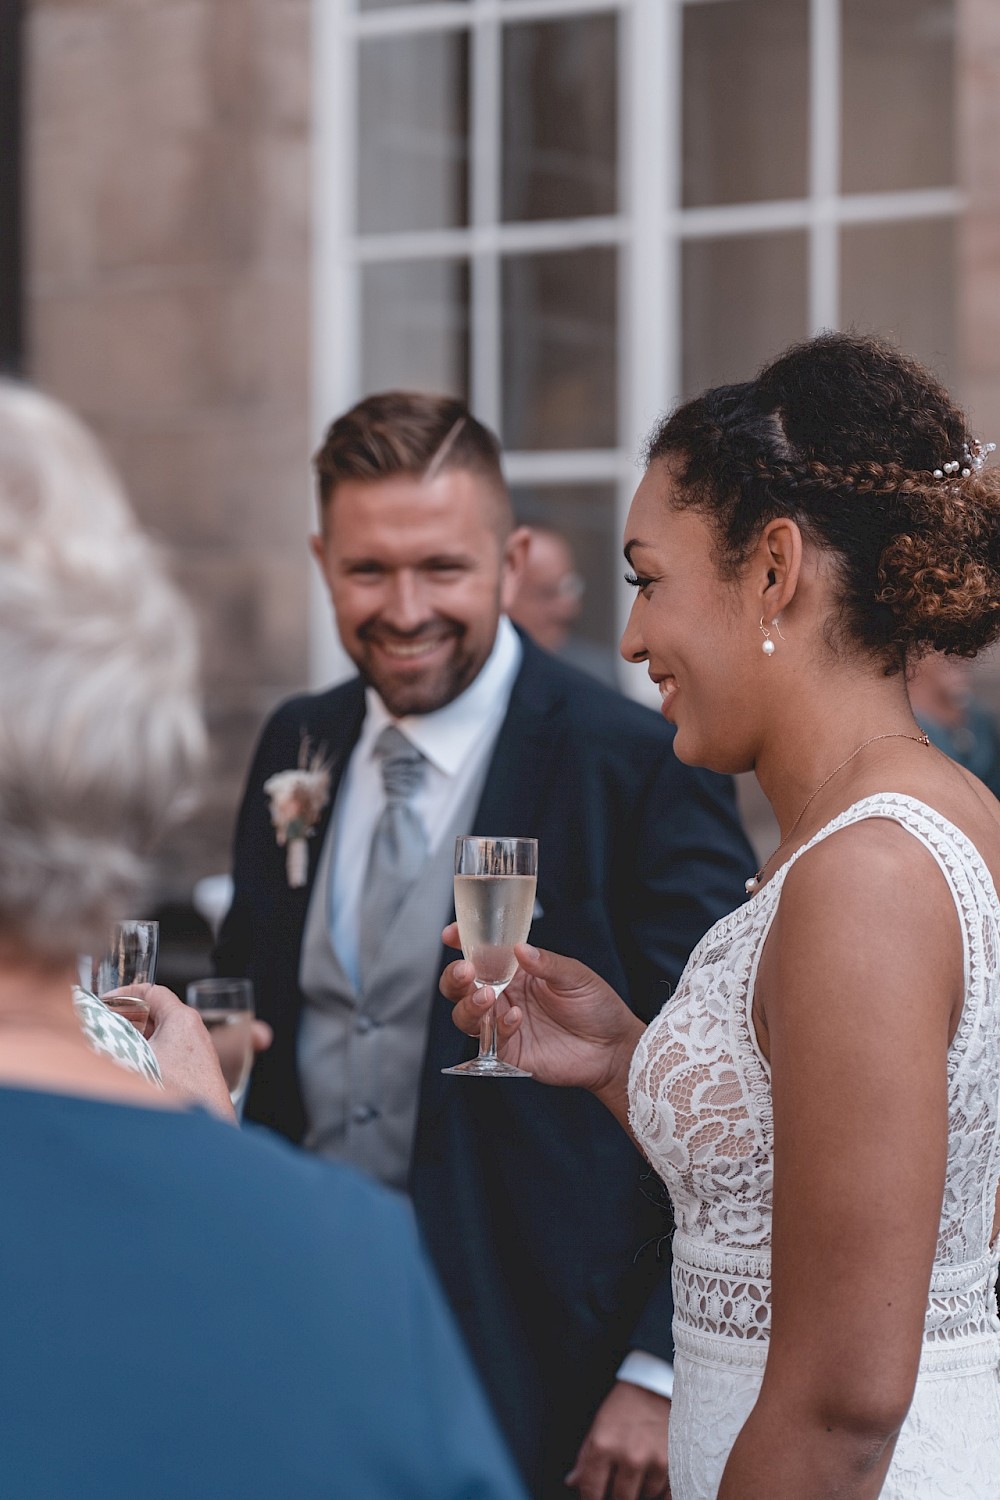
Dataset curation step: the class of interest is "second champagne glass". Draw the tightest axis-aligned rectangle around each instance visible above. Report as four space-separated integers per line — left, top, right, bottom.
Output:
78 919 159 1032
186 978 256 1109
443 836 537 1079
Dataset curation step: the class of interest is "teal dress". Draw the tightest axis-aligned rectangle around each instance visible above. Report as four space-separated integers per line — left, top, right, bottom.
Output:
0 1087 525 1500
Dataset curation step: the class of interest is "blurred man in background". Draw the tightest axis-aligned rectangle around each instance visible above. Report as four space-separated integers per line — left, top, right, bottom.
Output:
510 525 620 688
510 526 585 652
908 652 1000 800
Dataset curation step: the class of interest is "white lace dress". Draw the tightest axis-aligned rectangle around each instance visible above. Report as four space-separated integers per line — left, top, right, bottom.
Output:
629 794 1000 1499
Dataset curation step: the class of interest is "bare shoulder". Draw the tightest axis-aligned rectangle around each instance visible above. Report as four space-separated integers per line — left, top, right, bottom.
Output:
763 813 964 1038
781 812 948 907
781 768 1000 925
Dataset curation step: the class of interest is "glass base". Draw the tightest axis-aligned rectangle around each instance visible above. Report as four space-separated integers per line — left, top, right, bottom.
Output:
441 1057 533 1079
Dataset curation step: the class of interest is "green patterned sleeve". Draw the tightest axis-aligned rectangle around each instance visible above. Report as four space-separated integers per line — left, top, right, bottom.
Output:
72 987 164 1089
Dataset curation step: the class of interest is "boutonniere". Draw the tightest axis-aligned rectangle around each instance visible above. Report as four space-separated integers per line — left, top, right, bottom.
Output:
264 737 332 889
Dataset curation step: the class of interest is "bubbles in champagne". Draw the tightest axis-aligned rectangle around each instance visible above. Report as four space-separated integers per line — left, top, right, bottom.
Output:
453 874 536 993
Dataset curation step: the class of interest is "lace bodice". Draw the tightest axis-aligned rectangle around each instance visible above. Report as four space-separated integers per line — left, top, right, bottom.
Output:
629 793 1000 1370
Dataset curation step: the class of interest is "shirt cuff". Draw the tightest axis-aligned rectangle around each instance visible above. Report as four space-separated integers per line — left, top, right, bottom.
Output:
616 1350 674 1400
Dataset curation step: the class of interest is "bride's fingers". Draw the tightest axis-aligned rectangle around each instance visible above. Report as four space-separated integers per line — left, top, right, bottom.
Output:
513 941 615 999
444 971 498 1037
442 922 461 951
440 957 477 1002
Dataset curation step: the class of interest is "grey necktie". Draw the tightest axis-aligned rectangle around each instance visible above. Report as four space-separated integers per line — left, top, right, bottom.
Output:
358 725 428 987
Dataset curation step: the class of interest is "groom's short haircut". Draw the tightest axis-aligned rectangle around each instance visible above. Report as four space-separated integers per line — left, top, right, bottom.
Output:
313 391 513 535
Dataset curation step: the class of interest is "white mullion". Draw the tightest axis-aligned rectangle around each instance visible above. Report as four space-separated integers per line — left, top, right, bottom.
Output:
661 0 684 412
618 0 679 706
670 187 962 245
470 3 502 429
313 0 359 428
485 0 623 20
836 187 963 226
310 0 356 687
809 0 840 332
679 198 812 239
351 0 623 37
352 215 626 264
625 0 671 451
504 449 627 485
351 4 480 39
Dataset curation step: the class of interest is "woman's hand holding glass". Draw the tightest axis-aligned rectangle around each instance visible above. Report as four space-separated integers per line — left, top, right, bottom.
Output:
440 925 645 1119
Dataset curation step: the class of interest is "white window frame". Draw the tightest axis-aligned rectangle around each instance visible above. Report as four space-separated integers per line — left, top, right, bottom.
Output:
311 0 961 692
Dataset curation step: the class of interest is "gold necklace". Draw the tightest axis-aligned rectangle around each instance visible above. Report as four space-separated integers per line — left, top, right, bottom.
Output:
745 729 932 895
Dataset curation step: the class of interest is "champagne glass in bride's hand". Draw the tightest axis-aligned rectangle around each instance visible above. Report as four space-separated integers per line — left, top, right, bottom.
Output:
78 919 159 1033
186 978 255 1110
443 836 537 1079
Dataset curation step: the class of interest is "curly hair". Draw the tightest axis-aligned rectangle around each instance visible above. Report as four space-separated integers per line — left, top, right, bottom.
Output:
645 333 1000 672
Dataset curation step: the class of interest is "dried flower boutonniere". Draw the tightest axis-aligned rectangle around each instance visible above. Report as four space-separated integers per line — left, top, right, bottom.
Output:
264 737 332 889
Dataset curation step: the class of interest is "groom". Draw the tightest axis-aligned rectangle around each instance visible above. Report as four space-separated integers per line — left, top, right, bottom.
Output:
216 392 753 1498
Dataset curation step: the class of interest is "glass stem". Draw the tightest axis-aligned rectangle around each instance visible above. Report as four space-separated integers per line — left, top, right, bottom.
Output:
478 1007 498 1061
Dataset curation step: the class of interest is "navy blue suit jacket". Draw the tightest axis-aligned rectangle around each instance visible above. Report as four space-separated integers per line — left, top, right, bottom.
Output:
217 637 753 1495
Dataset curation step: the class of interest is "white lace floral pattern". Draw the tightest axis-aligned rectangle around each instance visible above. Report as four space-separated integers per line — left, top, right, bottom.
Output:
629 794 1000 1499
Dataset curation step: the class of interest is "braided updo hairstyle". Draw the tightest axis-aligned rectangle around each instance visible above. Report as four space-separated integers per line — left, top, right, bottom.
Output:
646 332 1000 673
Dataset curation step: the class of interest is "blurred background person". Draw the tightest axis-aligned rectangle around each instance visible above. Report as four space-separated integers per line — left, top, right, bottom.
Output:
510 525 584 652
510 524 620 686
908 651 1000 800
0 380 525 1500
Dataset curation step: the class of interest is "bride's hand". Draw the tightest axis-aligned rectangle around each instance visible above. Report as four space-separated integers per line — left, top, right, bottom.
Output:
440 925 645 1107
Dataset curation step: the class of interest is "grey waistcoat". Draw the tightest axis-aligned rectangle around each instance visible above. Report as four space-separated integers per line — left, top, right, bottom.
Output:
297 757 490 1188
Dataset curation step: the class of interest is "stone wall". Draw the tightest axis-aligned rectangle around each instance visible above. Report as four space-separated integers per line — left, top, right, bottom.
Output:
26 0 313 902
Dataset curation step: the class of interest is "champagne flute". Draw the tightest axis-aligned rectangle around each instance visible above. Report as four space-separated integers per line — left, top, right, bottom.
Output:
443 836 537 1079
78 919 159 1032
186 978 256 1110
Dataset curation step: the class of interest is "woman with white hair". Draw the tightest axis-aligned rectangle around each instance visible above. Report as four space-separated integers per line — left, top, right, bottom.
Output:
0 382 525 1500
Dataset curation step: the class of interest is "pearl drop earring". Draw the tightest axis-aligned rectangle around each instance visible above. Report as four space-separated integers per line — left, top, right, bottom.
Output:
759 616 785 656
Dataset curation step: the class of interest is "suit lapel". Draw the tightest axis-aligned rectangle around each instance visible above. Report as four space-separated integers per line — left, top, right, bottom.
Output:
300 682 366 898
274 681 366 981
471 661 565 839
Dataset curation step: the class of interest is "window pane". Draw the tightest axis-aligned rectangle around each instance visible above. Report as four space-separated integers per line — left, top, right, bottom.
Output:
361 260 469 396
502 247 617 450
509 483 621 682
361 1 465 9
840 218 955 377
842 0 955 193
502 14 617 222
357 32 469 233
682 0 808 208
682 232 808 395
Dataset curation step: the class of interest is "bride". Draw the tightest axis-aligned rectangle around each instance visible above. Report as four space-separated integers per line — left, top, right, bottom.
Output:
443 333 1000 1498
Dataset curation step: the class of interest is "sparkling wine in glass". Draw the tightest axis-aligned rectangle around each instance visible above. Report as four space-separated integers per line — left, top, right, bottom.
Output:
443 836 537 1079
78 919 159 1033
186 978 255 1109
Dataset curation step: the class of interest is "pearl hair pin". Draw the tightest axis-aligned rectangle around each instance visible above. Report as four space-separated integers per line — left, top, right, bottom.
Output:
744 729 932 896
933 439 995 481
